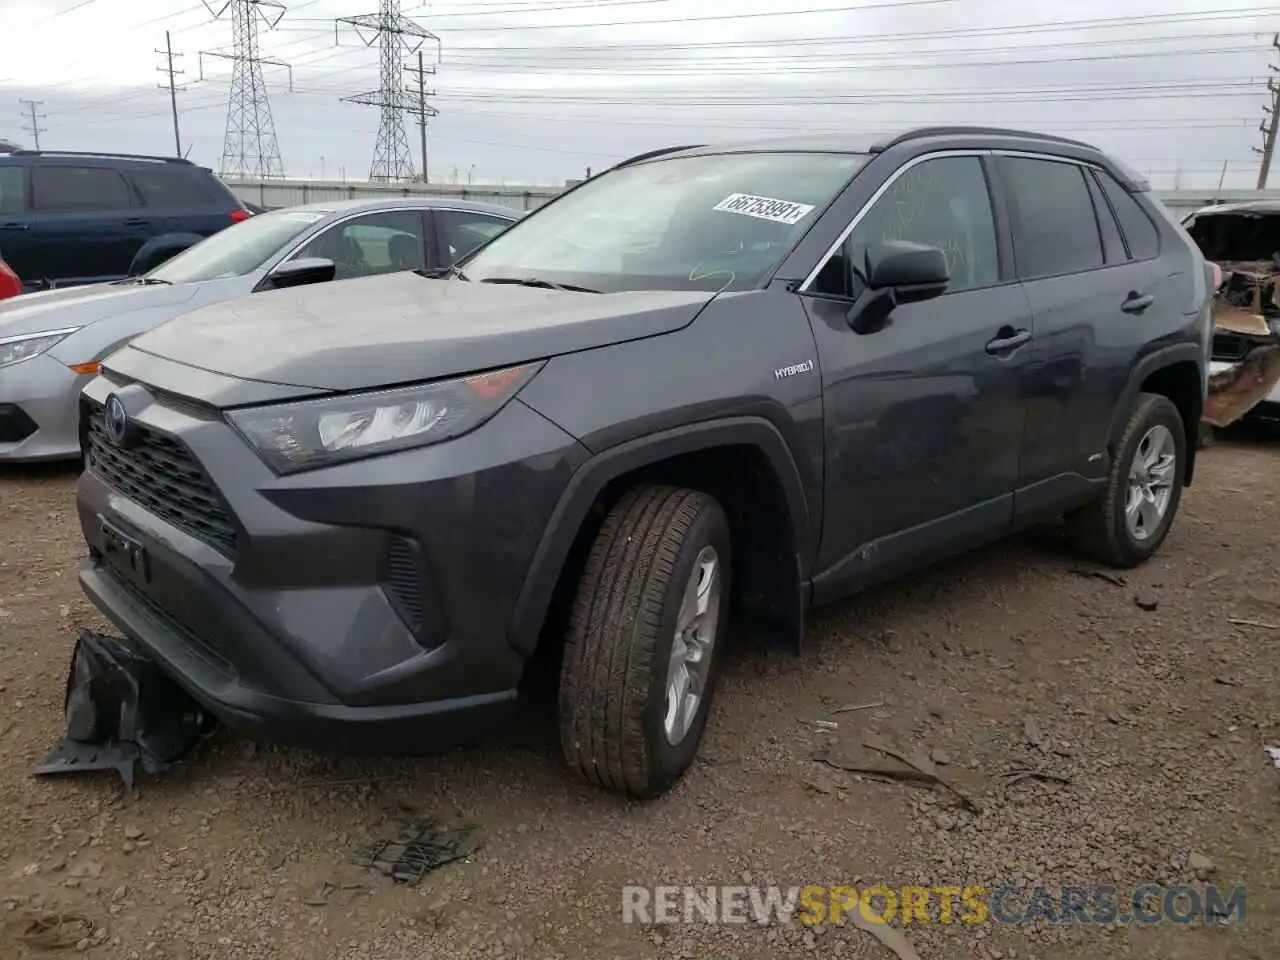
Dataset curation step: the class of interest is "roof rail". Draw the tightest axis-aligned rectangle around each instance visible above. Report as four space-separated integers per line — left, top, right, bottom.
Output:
870 126 1097 154
8 149 193 165
614 144 705 168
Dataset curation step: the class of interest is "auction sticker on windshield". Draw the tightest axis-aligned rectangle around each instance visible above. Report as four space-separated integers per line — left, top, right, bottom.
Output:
713 193 815 226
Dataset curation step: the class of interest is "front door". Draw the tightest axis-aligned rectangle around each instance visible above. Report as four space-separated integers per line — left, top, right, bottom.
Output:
799 153 1033 600
0 165 37 288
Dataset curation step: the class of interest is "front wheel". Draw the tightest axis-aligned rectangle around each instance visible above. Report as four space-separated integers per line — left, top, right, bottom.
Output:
558 485 731 798
1066 392 1186 568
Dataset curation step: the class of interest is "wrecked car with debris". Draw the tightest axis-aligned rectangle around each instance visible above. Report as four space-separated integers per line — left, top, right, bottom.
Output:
1182 200 1280 428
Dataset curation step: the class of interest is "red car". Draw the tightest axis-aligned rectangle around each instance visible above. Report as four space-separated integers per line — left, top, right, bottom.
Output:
0 252 20 301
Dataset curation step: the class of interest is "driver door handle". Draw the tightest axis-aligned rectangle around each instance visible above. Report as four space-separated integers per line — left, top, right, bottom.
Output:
985 327 1031 355
1121 292 1154 314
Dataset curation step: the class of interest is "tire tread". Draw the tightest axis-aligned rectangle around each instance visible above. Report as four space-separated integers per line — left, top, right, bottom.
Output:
559 485 716 796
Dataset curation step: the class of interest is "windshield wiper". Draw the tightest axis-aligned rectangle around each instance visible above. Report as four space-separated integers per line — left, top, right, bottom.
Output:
415 263 469 281
479 276 601 294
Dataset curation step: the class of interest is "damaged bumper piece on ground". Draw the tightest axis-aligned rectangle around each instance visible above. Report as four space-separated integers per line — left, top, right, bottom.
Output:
33 632 215 789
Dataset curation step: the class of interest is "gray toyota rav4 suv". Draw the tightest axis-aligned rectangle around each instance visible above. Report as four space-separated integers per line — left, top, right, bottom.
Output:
74 127 1212 798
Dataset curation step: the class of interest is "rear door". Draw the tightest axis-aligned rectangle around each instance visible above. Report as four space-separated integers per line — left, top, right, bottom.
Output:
430 208 516 266
994 153 1160 522
0 163 38 289
28 163 146 285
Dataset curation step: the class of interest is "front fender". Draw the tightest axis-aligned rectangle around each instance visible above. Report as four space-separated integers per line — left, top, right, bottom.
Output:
507 415 810 657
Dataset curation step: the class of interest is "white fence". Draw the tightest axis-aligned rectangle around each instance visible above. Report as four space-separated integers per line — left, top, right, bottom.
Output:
223 178 560 212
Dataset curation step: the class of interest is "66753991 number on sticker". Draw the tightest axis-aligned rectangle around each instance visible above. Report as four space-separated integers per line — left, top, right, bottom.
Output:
713 193 815 226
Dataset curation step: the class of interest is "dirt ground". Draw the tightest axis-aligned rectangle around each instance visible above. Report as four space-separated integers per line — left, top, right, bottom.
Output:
1 432 1278 960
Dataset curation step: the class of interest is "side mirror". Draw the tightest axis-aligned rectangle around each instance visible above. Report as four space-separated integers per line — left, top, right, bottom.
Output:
847 240 950 334
265 257 336 289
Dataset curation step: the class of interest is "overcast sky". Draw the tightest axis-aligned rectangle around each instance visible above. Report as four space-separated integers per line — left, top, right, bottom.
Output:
0 0 1277 188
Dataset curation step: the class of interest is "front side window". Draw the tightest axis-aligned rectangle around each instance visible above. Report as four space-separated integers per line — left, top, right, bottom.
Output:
31 166 133 212
292 210 427 281
812 155 999 298
148 208 328 283
1002 157 1105 279
461 151 869 292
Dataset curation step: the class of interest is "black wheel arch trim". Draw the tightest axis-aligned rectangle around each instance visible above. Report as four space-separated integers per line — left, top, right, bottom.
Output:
507 415 811 658
1109 341 1205 486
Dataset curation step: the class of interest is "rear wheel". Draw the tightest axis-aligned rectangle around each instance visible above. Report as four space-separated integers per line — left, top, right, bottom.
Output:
558 485 731 798
1066 392 1186 568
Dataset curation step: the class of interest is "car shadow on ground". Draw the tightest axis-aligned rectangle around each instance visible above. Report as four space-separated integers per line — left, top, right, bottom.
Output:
0 460 82 483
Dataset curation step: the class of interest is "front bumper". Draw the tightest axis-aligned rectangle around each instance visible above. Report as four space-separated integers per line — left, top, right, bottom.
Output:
75 373 589 753
0 353 88 461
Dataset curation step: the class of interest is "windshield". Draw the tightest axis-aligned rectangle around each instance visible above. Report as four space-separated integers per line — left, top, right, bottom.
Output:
148 208 329 284
461 151 868 293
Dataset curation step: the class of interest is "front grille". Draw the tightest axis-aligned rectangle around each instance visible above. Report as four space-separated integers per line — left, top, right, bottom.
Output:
85 400 238 559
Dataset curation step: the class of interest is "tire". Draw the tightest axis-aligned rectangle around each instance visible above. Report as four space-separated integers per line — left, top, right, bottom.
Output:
128 232 203 276
558 485 731 798
1065 391 1186 568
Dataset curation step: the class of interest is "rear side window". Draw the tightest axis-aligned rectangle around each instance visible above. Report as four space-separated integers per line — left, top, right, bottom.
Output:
436 209 513 263
0 166 24 214
1001 156 1104 279
31 166 133 212
1083 170 1127 264
1097 171 1159 260
128 168 215 208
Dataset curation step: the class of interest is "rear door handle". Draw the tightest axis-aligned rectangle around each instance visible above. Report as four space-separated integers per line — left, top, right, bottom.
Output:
985 327 1031 355
1122 292 1154 314
122 217 150 226
0 222 28 231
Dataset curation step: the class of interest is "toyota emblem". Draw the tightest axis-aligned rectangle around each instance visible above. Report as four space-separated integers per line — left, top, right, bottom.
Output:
104 394 130 446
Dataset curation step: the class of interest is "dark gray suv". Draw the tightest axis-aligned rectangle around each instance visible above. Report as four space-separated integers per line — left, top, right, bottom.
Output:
73 127 1212 798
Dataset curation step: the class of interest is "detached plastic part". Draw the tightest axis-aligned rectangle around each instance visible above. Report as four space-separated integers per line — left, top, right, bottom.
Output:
33 632 216 790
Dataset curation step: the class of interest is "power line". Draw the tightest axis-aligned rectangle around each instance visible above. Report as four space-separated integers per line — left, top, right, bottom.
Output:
19 99 45 150
156 31 187 158
404 48 438 183
336 0 440 182
1255 31 1280 187
347 3 1280 33
203 0 289 179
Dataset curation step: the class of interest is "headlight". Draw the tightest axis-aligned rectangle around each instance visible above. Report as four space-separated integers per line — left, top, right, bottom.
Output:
0 327 80 369
227 362 545 474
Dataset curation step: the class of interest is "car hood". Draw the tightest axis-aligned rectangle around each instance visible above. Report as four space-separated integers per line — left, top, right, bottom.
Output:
0 281 200 339
124 272 717 392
